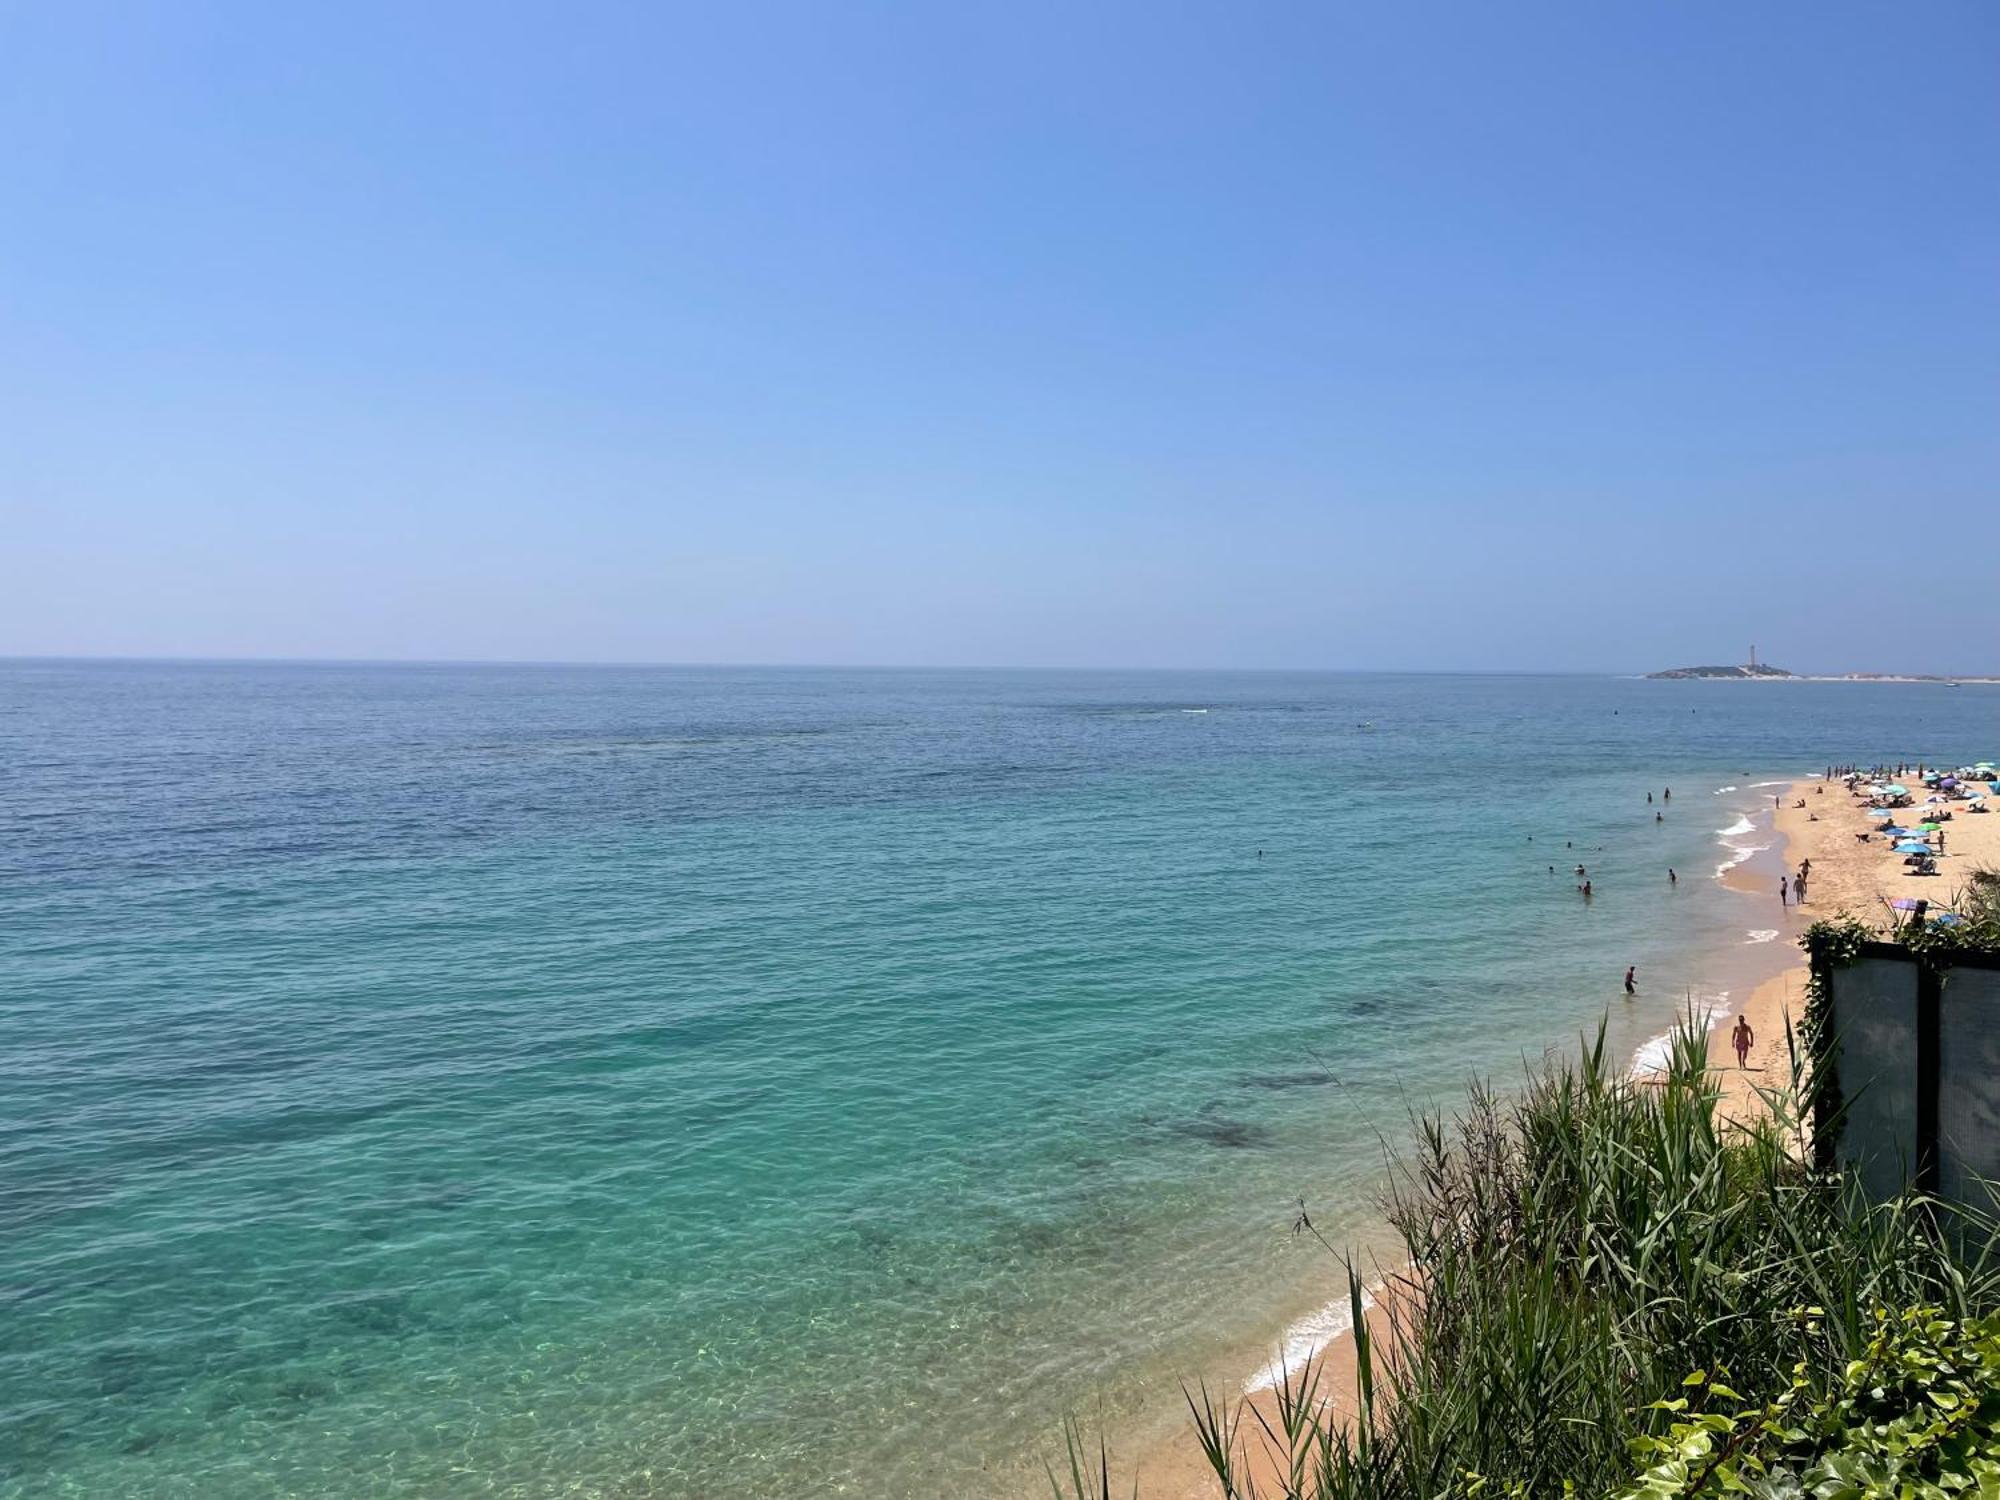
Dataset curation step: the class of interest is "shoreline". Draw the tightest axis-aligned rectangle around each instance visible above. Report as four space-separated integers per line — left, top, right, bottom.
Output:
1119 775 1822 1498
1089 763 2000 1498
1700 781 1811 1130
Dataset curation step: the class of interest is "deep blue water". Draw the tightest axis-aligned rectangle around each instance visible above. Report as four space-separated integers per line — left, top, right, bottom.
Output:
3 663 1995 1498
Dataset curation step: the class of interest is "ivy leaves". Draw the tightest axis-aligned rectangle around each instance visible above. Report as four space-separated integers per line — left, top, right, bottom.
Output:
1617 1308 2000 1500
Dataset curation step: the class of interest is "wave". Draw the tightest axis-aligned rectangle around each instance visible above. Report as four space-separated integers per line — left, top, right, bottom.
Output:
1716 816 1756 837
1713 841 1768 877
1631 992 1731 1078
1745 929 1781 944
1714 785 1739 793
1750 780 1789 788
1247 1285 1379 1393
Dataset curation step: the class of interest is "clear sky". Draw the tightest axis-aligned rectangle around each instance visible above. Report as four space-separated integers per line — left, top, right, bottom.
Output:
4 3 1996 672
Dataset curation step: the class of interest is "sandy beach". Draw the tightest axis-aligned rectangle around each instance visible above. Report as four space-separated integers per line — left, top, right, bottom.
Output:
1706 771 2000 1127
1122 766 2000 1497
1773 773 2000 932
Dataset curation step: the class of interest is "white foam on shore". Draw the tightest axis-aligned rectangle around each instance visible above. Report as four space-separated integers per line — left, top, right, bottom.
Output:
1745 928 1781 944
1246 1286 1378 1393
1713 842 1768 877
1717 816 1756 837
1631 991 1731 1078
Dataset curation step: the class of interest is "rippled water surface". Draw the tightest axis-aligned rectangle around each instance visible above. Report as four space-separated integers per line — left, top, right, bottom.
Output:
3 663 1995 1498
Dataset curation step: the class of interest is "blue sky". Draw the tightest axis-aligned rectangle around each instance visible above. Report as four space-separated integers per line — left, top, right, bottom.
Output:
4 3 1996 671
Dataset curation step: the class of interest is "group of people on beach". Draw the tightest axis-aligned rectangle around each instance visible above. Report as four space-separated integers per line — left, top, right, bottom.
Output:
1782 859 1810 907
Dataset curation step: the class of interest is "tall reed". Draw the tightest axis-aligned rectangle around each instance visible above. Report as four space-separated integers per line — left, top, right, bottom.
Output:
1056 1013 2000 1498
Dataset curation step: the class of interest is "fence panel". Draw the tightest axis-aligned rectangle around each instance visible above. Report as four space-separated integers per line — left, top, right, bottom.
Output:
1826 952 1921 1203
1938 963 2000 1213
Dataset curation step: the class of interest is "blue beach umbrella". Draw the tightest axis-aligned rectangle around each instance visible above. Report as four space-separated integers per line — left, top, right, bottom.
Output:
1881 825 1913 836
1868 809 1894 819
1894 841 1933 854
1884 784 1910 796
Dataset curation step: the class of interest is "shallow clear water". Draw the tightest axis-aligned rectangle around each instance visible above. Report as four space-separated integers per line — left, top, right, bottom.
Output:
3 664 1994 1498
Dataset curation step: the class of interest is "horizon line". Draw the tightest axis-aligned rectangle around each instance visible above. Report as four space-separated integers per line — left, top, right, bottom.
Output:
8 653 1991 678
0 652 1666 676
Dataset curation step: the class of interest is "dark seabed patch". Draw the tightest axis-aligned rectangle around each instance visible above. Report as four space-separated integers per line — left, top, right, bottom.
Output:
1239 1069 1337 1091
1172 1105 1274 1150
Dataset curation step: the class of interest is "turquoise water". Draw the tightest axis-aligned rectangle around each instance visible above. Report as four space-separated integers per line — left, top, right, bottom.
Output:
4 664 1995 1499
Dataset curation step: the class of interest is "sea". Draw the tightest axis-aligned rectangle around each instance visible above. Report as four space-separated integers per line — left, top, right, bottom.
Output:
4 662 1995 1499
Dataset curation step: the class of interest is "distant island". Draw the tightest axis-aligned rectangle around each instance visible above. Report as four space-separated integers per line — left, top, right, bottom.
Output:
1647 663 2000 683
1647 663 1797 680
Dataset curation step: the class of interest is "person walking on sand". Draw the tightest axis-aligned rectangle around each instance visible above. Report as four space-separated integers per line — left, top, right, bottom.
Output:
1732 1014 1755 1069
1624 966 1636 996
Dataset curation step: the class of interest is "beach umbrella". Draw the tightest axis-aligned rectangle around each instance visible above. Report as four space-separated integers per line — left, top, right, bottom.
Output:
1894 841 1933 854
1868 809 1894 819
1941 776 1959 787
1881 825 1913 836
1884 784 1910 795
1920 821 1942 831
1936 913 1967 927
1891 898 1926 911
